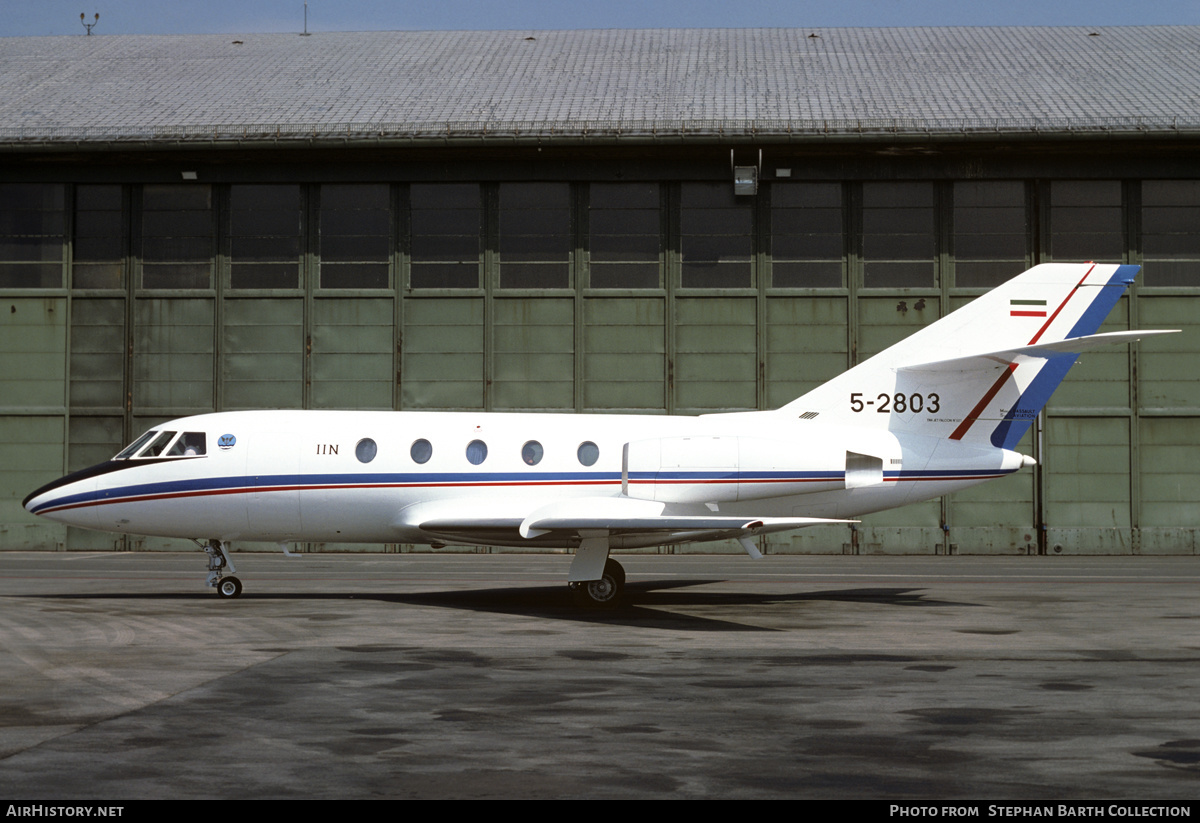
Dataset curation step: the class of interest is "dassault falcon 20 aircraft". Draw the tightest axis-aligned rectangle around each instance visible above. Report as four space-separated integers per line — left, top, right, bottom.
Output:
24 263 1175 606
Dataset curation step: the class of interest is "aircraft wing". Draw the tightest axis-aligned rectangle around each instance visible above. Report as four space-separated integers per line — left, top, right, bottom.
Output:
405 496 851 550
515 497 848 538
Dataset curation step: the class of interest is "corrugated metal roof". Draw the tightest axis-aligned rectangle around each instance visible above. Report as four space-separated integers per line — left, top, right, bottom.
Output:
2 27 1200 146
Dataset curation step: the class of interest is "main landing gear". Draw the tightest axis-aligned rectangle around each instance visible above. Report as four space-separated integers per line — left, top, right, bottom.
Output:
570 558 625 608
199 538 242 599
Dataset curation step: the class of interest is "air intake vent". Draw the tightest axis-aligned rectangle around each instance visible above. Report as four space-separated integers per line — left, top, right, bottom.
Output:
799 411 819 420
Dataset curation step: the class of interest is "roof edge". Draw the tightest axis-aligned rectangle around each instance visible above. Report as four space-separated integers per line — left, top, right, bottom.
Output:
2 115 1197 152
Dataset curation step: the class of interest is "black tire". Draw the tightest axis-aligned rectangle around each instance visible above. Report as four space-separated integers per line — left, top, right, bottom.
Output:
605 557 626 587
571 559 624 608
216 576 243 599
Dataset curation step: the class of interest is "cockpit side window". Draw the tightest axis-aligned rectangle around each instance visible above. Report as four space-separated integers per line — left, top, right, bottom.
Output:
114 430 158 460
166 432 207 457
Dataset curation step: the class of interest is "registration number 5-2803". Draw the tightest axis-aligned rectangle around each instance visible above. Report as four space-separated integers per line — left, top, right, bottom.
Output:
850 392 941 413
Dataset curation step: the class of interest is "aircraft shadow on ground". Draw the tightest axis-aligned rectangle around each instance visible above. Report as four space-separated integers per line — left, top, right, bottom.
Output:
16 582 978 631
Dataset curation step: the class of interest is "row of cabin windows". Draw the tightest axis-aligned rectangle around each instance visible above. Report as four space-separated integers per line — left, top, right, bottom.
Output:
6 180 1195 290
356 437 600 467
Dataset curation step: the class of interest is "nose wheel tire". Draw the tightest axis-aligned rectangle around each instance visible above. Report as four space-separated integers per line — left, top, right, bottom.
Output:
216 576 243 599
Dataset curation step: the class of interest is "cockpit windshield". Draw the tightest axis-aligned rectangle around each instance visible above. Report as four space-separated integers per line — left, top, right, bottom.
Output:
141 431 178 457
113 430 208 460
113 430 158 460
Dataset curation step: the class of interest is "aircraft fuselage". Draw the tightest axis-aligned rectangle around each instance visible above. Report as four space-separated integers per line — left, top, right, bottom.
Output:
25 408 1023 548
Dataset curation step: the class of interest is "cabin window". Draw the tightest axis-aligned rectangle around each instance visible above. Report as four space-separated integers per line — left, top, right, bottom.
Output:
521 441 544 465
410 439 433 464
577 441 599 466
466 440 488 465
167 432 207 457
356 438 377 463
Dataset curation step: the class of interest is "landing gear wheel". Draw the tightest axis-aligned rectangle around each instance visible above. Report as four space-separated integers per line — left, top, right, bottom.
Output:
571 558 625 608
606 557 626 587
200 538 242 598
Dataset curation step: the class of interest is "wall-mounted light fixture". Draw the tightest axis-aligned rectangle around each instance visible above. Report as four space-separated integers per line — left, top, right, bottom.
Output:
181 171 198 181
731 149 762 196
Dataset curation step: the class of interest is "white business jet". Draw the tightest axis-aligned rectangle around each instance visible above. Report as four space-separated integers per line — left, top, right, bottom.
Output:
24 263 1174 606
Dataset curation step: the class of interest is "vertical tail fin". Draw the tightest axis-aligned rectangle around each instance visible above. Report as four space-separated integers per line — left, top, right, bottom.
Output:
779 263 1148 447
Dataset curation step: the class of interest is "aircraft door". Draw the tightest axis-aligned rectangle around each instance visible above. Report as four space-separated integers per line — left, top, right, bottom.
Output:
247 430 302 539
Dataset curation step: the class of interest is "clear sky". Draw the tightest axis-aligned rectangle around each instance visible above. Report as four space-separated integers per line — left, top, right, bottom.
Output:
6 0 1200 37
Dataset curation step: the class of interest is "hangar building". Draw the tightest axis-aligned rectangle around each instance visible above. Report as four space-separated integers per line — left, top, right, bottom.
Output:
1 27 1197 555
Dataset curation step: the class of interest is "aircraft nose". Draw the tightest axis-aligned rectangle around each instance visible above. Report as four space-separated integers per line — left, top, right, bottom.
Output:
23 464 105 527
24 480 65 516
23 489 44 514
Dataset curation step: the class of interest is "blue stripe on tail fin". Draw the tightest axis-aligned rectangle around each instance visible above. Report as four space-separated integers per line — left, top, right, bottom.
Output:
989 264 1139 450
1066 264 1139 338
989 355 1073 449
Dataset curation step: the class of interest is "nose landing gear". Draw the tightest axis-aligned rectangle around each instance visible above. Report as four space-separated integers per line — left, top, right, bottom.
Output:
199 538 242 598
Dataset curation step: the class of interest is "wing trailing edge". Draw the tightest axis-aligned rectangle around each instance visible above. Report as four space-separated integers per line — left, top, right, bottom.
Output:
517 496 852 539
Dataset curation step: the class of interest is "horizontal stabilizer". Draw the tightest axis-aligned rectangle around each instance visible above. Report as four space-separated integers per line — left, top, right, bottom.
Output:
901 329 1180 373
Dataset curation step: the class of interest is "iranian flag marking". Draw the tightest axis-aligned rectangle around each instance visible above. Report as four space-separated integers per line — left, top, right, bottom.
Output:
1010 298 1047 317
